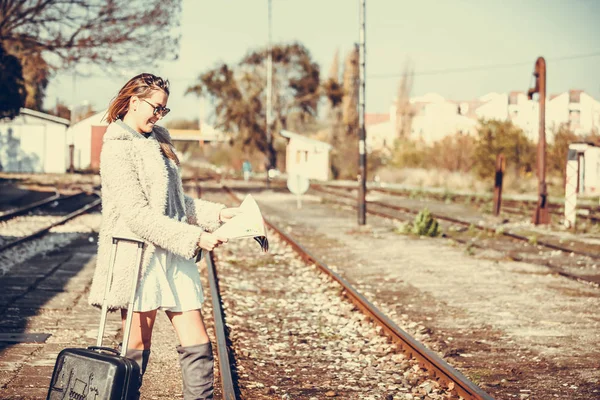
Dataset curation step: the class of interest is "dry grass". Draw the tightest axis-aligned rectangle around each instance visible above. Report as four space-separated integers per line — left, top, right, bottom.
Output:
373 166 565 196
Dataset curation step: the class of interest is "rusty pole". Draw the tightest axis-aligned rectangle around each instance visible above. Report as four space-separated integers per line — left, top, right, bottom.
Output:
528 57 550 225
493 153 505 216
357 0 367 225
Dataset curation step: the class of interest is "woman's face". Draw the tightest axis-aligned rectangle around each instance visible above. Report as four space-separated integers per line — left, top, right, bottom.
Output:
129 89 169 133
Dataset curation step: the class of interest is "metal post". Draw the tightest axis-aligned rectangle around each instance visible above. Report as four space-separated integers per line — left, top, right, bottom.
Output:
564 148 578 228
265 0 273 188
528 57 550 225
493 153 505 216
357 0 367 225
69 144 75 173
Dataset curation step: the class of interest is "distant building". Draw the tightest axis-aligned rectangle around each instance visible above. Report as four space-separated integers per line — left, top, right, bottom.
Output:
547 90 600 136
168 123 229 144
567 142 600 197
0 108 70 173
366 90 600 149
66 110 108 171
280 130 332 181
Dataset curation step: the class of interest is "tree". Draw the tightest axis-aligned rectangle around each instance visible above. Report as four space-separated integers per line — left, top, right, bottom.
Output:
5 41 50 111
548 124 579 181
48 100 71 120
322 46 362 180
322 49 346 179
395 60 415 139
0 0 182 118
428 132 476 172
166 118 200 130
341 45 359 139
473 119 536 179
0 43 26 119
187 42 321 171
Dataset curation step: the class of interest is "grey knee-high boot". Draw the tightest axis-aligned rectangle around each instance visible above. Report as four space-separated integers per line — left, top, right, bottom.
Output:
125 348 151 399
176 342 214 400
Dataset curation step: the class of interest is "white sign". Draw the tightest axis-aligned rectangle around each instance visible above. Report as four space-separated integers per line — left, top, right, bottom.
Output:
287 174 309 195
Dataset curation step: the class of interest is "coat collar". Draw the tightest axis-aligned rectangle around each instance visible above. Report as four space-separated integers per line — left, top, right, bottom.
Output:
104 120 160 142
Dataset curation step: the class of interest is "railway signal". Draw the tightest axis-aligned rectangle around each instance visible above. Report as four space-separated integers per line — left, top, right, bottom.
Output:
527 57 550 225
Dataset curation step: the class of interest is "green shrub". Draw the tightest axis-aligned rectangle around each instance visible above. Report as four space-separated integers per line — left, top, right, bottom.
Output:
411 208 440 237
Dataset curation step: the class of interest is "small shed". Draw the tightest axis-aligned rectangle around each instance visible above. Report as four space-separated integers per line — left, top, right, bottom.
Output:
567 142 600 196
280 130 332 181
66 110 108 172
0 108 70 173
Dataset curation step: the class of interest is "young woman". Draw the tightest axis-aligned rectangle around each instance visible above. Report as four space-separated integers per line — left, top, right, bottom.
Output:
88 73 237 399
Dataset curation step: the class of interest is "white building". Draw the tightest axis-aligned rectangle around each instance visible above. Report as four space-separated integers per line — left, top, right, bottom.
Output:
280 130 332 181
169 123 229 144
66 110 108 171
0 108 70 173
475 90 600 143
410 93 478 143
567 142 600 197
547 90 600 136
366 93 478 149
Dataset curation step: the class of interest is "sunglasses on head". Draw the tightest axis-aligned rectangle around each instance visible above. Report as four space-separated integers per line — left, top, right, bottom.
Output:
142 99 170 117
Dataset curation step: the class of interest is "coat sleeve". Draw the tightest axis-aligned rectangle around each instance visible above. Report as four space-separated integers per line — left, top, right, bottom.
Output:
184 195 225 233
101 141 204 259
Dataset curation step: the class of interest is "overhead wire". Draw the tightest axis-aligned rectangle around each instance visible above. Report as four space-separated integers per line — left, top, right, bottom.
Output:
367 51 600 79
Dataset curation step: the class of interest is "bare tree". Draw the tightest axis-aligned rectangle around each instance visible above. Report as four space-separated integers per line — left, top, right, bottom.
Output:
0 0 181 118
395 60 415 139
0 0 181 69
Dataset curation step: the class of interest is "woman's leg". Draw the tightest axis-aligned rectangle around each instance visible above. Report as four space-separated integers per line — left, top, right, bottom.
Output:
166 309 214 400
121 309 157 399
121 309 158 349
165 309 209 346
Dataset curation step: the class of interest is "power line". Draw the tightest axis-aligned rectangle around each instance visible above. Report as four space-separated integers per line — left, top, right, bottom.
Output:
368 51 600 79
63 50 600 83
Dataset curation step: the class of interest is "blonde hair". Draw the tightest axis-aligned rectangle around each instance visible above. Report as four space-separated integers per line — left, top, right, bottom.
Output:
106 73 179 165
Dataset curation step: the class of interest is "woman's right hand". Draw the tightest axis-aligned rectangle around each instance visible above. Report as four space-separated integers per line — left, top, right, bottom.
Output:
197 232 228 252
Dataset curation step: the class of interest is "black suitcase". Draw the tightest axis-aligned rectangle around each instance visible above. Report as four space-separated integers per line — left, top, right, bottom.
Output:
47 236 146 400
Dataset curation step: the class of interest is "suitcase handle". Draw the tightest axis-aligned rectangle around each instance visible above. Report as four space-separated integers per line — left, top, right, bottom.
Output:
97 237 145 358
87 346 120 356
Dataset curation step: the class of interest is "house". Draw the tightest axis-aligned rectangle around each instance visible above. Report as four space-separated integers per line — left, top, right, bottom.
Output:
0 108 70 173
280 130 332 181
475 90 600 143
366 93 478 149
547 90 600 136
66 110 108 171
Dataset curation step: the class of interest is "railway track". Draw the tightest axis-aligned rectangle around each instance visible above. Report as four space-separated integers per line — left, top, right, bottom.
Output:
0 192 101 254
311 184 600 287
202 186 493 399
321 182 600 224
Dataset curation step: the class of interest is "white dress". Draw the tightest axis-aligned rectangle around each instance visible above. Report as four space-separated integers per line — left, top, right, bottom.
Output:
128 126 205 312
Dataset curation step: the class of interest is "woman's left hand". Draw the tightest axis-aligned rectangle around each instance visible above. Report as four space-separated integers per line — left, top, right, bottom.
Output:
219 207 241 222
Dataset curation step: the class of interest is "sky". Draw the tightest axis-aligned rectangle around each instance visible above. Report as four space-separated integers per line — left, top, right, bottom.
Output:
44 0 600 122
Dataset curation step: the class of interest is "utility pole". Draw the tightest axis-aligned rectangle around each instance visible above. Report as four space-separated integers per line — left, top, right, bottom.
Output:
265 0 273 188
69 71 77 174
528 57 550 225
357 0 367 225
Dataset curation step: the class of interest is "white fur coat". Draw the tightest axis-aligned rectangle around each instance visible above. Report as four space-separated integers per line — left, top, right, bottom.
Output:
88 122 224 310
